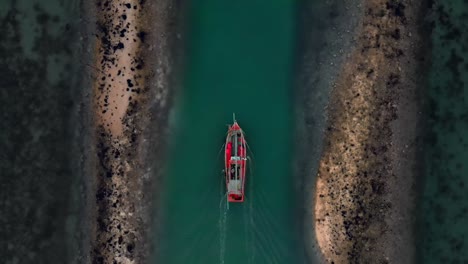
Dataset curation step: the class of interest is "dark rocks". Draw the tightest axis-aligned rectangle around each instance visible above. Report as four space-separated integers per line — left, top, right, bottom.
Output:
136 31 146 43
314 0 427 262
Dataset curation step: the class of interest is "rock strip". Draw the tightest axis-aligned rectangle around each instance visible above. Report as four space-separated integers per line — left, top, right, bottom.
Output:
313 0 426 263
89 0 176 263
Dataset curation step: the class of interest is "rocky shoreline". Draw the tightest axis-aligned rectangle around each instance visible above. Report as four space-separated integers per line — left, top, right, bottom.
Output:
294 0 363 262
84 0 180 262
312 0 428 263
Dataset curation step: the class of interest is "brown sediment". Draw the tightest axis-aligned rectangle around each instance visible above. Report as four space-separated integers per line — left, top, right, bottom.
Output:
314 0 426 263
94 1 140 136
89 0 177 263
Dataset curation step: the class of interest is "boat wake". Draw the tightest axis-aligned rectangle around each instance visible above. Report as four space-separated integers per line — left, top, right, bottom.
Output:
219 192 228 264
218 143 228 264
217 143 229 264
218 139 257 264
244 155 255 264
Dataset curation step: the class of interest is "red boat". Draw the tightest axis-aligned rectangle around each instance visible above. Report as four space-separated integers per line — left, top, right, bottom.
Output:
225 114 247 202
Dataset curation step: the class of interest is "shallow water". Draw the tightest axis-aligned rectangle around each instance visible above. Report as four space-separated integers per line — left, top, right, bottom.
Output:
159 1 302 263
0 0 83 263
419 1 468 262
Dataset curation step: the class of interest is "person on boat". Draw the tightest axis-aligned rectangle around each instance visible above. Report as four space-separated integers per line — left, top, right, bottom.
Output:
226 142 232 162
239 145 245 157
230 164 236 179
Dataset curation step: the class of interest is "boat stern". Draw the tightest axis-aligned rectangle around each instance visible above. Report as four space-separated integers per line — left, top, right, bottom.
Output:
227 180 244 202
228 193 244 202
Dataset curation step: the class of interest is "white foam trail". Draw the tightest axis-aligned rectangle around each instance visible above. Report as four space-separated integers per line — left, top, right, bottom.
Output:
246 156 255 264
219 193 228 264
218 156 228 264
243 195 256 264
243 197 249 263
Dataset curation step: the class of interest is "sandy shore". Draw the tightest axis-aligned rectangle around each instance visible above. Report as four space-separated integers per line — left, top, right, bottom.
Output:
294 0 363 262
86 0 179 262
313 0 427 263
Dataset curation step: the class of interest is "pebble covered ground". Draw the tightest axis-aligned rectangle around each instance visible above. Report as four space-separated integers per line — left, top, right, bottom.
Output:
294 0 364 261
89 0 177 263
313 0 428 263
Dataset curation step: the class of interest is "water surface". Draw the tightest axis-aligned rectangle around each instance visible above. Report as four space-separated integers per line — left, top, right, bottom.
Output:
160 1 300 263
419 1 468 262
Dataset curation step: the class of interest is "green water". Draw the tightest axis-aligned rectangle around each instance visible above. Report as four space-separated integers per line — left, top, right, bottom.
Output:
0 0 82 263
161 1 300 263
419 0 468 262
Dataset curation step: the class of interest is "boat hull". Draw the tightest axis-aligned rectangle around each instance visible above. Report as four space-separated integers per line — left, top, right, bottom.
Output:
224 121 247 202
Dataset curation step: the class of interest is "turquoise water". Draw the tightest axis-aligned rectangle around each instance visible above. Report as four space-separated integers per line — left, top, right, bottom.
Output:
160 1 301 263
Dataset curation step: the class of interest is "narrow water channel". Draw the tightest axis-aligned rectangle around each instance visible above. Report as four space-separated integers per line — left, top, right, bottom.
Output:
159 1 300 263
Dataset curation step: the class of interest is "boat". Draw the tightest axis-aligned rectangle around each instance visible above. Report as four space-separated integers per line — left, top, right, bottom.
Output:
224 114 247 202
